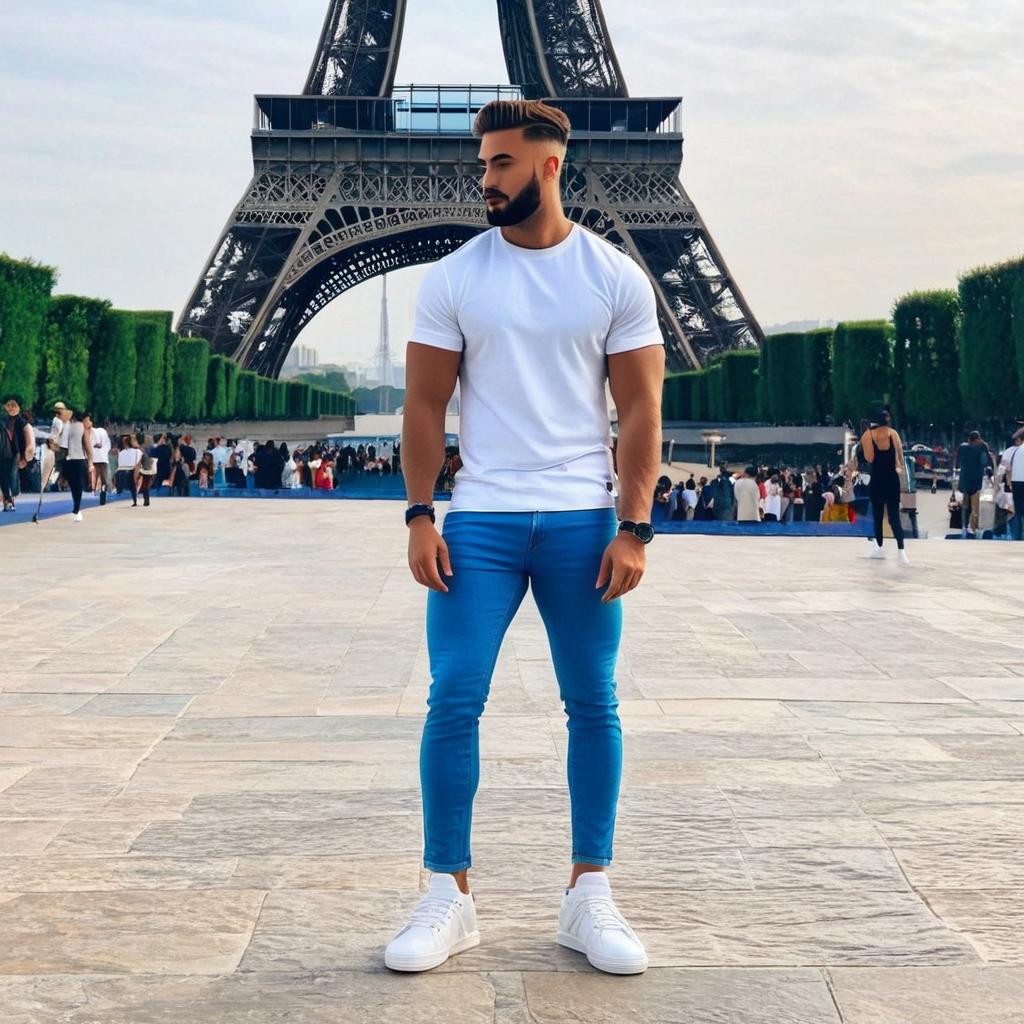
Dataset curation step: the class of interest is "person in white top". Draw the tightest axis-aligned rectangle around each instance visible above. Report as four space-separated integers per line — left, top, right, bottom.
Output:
391 99 662 977
90 421 113 504
210 437 230 488
999 427 1024 540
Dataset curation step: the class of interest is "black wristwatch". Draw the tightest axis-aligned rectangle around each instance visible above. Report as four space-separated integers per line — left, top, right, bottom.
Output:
405 503 436 526
618 520 654 544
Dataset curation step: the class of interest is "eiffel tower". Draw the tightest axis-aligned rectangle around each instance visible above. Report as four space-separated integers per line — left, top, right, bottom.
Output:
177 0 764 376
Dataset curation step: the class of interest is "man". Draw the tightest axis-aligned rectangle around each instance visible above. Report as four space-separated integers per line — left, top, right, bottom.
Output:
712 463 735 521
953 430 996 537
210 436 229 487
152 433 172 489
390 99 663 976
46 401 71 492
1 395 36 512
734 465 761 522
1000 426 1024 541
254 439 283 489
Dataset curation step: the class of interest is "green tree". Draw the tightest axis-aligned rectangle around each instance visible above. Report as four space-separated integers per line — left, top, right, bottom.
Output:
206 355 229 421
958 258 1023 421
801 328 833 424
173 337 210 422
90 309 137 420
719 350 760 421
761 333 807 423
705 364 725 420
0 254 56 408
131 316 166 421
159 334 178 421
41 295 109 411
891 290 962 428
834 320 892 425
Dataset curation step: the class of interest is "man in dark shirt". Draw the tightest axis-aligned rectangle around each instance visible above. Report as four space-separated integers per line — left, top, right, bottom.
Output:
954 430 996 536
177 434 197 496
254 439 284 489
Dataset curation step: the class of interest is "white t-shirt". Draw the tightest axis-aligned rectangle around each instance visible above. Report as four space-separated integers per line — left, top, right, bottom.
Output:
117 448 142 470
411 223 664 512
734 477 761 521
1000 444 1024 484
91 426 111 463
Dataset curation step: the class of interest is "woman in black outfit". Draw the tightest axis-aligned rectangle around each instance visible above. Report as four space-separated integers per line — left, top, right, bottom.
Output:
860 407 908 564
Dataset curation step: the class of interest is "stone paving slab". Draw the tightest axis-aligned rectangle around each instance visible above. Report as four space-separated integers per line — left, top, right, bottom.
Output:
0 499 1022 1018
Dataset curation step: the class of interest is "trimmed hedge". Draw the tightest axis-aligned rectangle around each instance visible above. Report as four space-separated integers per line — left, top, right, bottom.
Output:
206 354 230 421
832 320 892 424
91 309 137 420
0 254 56 405
173 337 210 422
760 332 806 423
802 328 833 424
42 295 109 412
958 258 1023 421
131 316 166 421
720 350 760 421
892 290 961 427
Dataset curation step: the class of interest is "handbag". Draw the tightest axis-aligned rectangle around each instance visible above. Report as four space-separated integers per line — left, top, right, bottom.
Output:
139 453 157 476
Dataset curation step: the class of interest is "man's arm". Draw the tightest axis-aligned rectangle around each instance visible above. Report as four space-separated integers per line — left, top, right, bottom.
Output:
402 342 460 505
608 345 665 522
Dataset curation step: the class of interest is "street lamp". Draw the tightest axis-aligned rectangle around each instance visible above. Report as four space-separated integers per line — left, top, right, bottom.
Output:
701 430 725 469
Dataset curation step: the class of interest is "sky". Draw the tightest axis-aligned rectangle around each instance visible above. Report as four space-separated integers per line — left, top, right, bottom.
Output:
2 0 1022 367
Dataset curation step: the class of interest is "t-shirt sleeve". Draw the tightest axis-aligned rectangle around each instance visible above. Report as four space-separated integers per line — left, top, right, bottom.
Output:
411 260 464 352
606 260 665 355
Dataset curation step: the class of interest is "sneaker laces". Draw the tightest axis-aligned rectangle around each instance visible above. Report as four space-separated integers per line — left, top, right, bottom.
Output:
579 894 632 935
408 893 461 933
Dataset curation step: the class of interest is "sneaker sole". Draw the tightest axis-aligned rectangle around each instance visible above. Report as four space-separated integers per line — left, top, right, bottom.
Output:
384 929 480 972
556 931 648 975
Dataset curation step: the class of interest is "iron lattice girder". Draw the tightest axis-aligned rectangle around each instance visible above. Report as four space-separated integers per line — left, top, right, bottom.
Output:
304 0 407 97
179 136 761 375
305 0 626 100
497 0 628 98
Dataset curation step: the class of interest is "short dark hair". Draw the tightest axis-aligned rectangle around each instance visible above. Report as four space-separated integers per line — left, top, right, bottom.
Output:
2 393 23 407
968 430 981 441
473 99 570 147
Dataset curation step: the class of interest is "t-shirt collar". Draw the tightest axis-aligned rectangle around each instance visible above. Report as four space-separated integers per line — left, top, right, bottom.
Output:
495 221 578 258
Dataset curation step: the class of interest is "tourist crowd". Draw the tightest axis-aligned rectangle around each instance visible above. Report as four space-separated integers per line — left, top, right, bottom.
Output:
1 393 405 518
5 393 1022 539
657 423 1023 539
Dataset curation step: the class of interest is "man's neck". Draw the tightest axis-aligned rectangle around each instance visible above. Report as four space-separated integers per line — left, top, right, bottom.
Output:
500 209 573 251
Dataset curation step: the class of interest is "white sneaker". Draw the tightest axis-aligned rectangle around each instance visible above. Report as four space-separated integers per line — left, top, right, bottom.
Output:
557 871 648 974
864 542 885 559
72 512 83 522
897 549 911 565
384 872 480 972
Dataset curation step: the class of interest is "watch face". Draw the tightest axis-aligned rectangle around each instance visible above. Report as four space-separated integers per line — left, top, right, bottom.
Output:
636 522 655 543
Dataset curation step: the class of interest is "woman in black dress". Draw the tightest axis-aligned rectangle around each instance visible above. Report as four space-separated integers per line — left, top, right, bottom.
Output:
860 406 908 564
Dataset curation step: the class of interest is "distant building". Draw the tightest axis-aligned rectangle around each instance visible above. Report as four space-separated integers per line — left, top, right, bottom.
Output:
764 319 838 335
282 345 320 371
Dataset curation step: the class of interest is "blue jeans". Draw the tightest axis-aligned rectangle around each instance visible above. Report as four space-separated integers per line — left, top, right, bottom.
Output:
421 507 623 873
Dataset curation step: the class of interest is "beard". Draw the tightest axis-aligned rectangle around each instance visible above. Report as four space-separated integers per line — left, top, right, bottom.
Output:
484 172 542 227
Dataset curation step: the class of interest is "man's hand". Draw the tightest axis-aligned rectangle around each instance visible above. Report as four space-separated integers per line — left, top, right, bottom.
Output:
408 518 454 593
595 533 646 603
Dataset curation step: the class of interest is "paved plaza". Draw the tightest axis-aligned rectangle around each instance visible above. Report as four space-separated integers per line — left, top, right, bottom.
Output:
1 499 1023 1021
